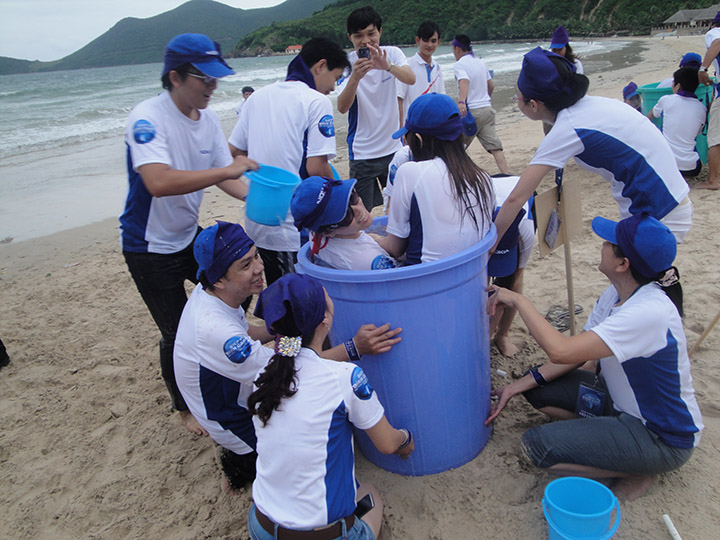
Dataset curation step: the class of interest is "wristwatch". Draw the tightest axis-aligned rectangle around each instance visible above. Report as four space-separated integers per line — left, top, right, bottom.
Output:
700 66 710 72
386 61 395 72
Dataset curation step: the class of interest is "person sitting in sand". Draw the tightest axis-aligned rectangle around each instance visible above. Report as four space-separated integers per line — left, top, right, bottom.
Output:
494 47 692 247
173 221 403 492
485 213 703 501
377 93 495 265
291 176 398 270
648 67 707 178
247 273 414 540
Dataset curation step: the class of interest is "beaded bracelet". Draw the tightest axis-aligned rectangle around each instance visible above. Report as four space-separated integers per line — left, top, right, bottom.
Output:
344 339 361 362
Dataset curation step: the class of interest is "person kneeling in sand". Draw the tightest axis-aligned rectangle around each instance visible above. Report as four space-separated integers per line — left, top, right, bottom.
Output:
173 221 402 492
291 176 398 270
485 213 703 501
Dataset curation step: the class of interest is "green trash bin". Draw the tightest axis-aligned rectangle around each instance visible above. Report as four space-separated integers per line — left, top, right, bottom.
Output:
637 81 714 164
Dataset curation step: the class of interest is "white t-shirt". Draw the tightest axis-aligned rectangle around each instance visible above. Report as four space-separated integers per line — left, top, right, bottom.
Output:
315 231 398 270
453 54 492 109
657 77 673 89
586 283 703 449
653 93 706 170
705 26 720 75
120 91 233 254
573 58 584 75
529 95 691 238
384 145 412 200
491 175 535 269
174 285 274 455
387 157 495 264
229 80 336 252
252 348 384 529
338 46 408 160
397 52 446 121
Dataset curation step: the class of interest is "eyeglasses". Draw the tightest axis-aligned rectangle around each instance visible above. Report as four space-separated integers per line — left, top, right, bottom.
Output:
328 190 361 230
512 94 531 104
186 71 217 84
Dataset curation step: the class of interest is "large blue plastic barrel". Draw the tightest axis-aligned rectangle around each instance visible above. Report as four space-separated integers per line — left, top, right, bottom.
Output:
295 217 496 476
637 81 713 163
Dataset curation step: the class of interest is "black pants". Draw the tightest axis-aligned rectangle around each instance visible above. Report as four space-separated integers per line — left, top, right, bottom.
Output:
123 236 199 411
350 154 394 211
257 247 297 287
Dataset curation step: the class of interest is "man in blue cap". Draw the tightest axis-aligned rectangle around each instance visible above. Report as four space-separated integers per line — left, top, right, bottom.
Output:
657 52 702 89
698 11 720 189
174 221 402 491
120 33 259 435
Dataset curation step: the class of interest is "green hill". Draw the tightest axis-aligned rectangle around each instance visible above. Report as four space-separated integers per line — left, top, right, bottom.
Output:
0 0 335 75
233 0 709 55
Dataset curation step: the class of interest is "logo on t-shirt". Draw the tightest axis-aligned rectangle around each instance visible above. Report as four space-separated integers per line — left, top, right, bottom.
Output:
133 119 156 144
318 115 335 137
224 336 252 364
371 255 396 270
351 366 374 400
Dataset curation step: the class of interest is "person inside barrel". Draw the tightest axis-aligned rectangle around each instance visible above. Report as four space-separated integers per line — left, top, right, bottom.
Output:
485 213 703 501
247 273 414 539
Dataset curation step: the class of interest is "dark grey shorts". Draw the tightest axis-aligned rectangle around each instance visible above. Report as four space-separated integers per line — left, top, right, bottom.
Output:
521 370 693 475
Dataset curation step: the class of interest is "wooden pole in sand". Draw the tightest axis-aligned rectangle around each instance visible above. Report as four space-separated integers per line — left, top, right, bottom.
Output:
689 309 720 357
560 198 577 335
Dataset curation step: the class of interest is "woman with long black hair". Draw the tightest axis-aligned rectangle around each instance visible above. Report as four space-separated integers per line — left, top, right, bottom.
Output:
378 93 495 265
246 274 414 540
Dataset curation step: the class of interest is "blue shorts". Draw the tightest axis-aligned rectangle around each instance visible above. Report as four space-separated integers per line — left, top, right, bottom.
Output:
521 370 693 475
248 504 375 540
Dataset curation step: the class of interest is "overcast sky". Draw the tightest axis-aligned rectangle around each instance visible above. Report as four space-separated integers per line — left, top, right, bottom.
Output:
0 0 285 61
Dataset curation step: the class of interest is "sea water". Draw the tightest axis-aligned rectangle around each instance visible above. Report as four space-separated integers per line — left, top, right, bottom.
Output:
0 40 632 243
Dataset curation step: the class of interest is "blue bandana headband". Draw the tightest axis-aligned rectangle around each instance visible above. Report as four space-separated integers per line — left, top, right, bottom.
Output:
255 274 327 338
194 221 254 286
517 47 576 102
451 38 473 56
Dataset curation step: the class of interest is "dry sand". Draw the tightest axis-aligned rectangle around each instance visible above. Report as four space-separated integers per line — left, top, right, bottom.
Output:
1 36 719 540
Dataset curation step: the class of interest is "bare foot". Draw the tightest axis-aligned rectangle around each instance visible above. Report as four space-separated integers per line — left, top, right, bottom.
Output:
494 335 520 357
613 474 656 502
221 475 240 496
178 410 209 436
695 181 720 190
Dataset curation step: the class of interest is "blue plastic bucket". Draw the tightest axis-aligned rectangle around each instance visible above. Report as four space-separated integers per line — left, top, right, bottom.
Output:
295 217 496 476
637 81 713 164
245 165 301 226
542 477 620 540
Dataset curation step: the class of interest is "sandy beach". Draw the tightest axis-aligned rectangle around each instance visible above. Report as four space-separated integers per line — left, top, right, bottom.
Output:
1 35 719 540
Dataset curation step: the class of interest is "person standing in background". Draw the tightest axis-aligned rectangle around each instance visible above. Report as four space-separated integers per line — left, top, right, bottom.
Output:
120 33 257 435
452 34 510 175
549 25 584 74
229 38 349 286
397 21 445 125
234 86 254 116
698 11 720 190
337 5 416 211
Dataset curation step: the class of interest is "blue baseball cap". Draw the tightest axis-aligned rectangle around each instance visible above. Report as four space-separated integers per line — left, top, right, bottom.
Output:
392 93 463 141
163 33 235 78
194 221 254 285
679 52 702 68
517 47 576 102
291 177 357 232
592 213 676 278
488 208 525 278
623 82 639 100
255 274 327 337
550 26 570 50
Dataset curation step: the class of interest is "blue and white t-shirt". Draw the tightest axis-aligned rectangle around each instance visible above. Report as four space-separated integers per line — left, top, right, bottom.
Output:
387 157 495 264
252 348 384 529
586 283 703 449
705 26 720 77
453 54 492 109
530 95 691 236
315 231 398 271
229 80 336 252
653 93 707 171
397 52 446 121
120 91 233 254
174 285 273 455
339 46 408 160
491 175 535 269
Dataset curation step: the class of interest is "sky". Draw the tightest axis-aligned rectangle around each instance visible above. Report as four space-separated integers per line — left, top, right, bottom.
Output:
0 0 285 61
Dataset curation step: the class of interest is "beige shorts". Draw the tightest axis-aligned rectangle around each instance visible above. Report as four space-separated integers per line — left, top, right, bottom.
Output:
464 106 503 152
708 97 720 147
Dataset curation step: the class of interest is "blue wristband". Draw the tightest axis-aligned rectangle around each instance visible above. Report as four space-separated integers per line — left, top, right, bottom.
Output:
344 339 361 362
398 428 413 449
530 367 547 387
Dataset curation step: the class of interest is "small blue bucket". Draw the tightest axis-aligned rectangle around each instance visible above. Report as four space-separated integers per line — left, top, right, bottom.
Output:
542 477 620 540
245 165 301 226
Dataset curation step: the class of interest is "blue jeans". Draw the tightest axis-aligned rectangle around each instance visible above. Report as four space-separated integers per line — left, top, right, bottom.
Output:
247 504 374 540
123 234 199 411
